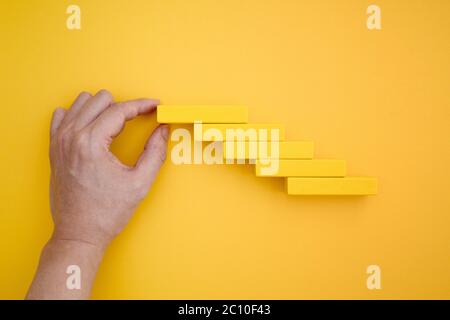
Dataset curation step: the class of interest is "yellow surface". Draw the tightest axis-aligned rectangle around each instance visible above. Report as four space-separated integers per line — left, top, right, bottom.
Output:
286 177 378 195
199 124 285 141
1 0 449 299
157 105 248 123
256 159 346 177
224 141 314 160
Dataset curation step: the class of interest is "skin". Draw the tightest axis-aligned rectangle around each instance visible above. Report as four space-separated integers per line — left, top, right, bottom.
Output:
26 90 168 299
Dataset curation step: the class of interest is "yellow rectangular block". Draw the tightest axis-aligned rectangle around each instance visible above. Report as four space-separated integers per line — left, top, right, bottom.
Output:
199 124 285 141
255 159 346 177
157 105 248 123
223 141 314 159
286 177 378 195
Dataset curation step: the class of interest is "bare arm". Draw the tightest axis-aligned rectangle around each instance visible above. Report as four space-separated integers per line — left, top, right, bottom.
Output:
26 90 168 299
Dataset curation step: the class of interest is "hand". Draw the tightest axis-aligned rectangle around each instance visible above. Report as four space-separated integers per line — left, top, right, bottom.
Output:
27 90 168 299
49 90 168 249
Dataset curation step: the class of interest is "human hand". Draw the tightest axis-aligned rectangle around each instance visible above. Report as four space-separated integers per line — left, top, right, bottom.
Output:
48 90 168 250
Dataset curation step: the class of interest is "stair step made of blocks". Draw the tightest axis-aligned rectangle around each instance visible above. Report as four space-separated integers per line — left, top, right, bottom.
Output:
223 141 314 160
198 124 285 141
286 177 377 195
255 159 346 177
157 105 248 123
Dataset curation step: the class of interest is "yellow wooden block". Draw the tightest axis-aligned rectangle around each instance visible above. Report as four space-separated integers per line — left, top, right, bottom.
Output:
223 141 314 159
286 177 378 195
157 105 248 123
255 159 346 177
199 124 285 141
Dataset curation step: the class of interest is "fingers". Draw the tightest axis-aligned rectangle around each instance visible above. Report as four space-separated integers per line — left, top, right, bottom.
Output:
74 89 114 130
60 91 92 126
50 107 66 138
135 125 169 179
91 98 159 143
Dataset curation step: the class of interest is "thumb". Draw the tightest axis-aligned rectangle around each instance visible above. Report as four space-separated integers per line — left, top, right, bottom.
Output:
135 124 169 180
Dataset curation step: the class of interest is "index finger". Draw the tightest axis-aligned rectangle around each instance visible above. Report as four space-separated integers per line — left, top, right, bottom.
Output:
91 98 159 142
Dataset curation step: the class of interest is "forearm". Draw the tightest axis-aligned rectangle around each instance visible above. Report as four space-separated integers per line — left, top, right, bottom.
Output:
26 237 105 300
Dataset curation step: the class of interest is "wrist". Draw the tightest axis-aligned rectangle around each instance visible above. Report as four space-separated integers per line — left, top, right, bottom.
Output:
27 234 106 299
51 221 114 252
48 234 108 257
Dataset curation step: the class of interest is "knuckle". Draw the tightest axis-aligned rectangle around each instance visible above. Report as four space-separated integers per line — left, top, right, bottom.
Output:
79 91 92 99
97 89 113 101
111 106 126 122
52 129 73 158
53 106 65 116
56 129 71 148
73 131 91 158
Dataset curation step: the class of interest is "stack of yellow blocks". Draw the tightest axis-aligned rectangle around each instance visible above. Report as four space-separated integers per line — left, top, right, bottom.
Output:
157 105 377 195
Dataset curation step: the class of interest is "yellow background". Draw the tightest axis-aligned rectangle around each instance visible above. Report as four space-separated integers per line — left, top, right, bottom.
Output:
1 0 449 299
